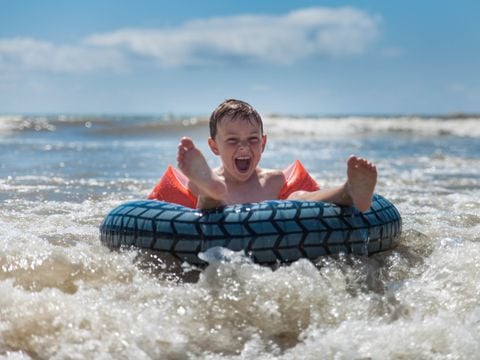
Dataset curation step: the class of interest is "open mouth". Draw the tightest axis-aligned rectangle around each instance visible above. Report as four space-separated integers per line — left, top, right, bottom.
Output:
235 156 251 173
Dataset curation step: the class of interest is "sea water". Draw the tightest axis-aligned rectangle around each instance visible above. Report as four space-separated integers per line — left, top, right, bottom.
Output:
0 114 479 359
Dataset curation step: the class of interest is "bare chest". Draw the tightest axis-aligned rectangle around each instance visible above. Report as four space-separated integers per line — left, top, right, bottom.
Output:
224 177 283 204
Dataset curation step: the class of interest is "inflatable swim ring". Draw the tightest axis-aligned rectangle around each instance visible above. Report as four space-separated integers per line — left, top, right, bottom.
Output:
100 194 402 265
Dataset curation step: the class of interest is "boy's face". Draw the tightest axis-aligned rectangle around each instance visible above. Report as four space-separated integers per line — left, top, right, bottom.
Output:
208 116 266 182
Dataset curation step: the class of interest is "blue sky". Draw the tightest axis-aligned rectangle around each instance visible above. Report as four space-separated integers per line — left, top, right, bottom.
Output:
1 0 479 115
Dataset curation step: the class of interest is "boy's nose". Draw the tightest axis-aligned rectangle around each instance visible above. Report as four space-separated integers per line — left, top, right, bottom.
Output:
238 140 249 148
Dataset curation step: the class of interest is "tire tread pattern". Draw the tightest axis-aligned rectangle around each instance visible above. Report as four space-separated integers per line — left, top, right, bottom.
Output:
100 194 402 264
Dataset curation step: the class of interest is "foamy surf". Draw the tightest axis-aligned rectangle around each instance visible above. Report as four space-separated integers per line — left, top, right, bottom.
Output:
2 114 480 138
264 115 480 138
1 113 479 358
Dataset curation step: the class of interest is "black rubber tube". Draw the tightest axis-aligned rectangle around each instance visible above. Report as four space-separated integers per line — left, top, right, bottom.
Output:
100 194 402 264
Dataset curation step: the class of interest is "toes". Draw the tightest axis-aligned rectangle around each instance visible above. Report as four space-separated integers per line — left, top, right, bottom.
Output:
362 159 376 171
347 155 359 166
179 136 194 150
348 155 365 169
348 155 377 173
178 137 195 155
358 157 368 166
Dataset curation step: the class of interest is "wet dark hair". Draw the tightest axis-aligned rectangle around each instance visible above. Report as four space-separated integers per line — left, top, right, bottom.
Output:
209 99 263 139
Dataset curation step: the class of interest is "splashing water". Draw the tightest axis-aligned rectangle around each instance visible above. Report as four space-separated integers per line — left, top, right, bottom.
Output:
1 114 479 359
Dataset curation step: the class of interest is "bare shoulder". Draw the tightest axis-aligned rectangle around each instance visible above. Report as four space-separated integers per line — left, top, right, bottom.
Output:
258 168 286 187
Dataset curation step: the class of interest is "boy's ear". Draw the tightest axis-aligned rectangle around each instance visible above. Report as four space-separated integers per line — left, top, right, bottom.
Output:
208 137 220 155
261 134 267 152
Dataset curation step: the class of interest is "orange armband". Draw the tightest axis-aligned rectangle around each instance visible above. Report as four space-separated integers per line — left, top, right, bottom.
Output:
148 160 319 208
148 165 198 208
278 160 320 199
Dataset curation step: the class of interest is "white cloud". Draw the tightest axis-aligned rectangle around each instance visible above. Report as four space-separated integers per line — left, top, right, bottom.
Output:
0 7 380 74
86 7 380 67
0 38 125 74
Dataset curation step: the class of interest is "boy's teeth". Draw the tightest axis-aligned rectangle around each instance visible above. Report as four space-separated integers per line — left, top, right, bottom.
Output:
235 156 251 172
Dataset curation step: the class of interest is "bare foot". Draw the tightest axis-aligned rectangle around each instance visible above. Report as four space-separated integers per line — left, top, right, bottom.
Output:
346 155 377 212
177 137 227 204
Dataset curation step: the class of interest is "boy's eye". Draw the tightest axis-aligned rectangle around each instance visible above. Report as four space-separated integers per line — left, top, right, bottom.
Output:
225 137 260 145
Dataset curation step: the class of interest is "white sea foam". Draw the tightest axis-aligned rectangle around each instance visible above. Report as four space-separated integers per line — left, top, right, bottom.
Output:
0 115 57 135
264 115 480 138
2 114 479 138
1 192 479 358
1 113 479 358
0 115 24 135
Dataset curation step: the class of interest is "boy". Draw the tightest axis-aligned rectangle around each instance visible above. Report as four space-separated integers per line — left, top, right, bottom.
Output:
176 99 377 211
